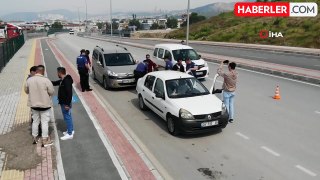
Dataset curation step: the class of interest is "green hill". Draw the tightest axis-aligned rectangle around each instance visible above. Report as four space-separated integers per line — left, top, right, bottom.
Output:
166 1 320 48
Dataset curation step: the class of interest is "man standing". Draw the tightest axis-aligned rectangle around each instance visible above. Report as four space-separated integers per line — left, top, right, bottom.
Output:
217 60 238 123
172 59 185 72
164 55 173 70
25 65 54 147
85 50 92 66
28 66 37 79
77 49 92 92
145 54 158 73
52 67 74 140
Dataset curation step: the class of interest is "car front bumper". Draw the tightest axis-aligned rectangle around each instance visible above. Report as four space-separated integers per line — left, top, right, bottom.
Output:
108 77 136 88
174 112 229 134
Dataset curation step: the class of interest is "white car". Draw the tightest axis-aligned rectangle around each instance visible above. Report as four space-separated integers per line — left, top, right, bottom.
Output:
136 71 228 136
153 44 209 79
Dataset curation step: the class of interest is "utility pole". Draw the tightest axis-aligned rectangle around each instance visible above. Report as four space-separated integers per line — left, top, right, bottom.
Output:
85 0 88 33
186 0 190 45
78 8 81 32
110 0 113 37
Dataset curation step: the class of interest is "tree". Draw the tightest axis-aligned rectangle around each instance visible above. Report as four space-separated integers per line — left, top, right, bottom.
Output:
96 22 104 29
51 22 63 29
150 23 159 30
129 19 141 30
182 13 206 27
166 17 178 29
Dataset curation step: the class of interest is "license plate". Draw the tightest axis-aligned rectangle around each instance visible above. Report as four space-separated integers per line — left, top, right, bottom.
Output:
122 79 134 83
201 121 218 127
196 72 203 75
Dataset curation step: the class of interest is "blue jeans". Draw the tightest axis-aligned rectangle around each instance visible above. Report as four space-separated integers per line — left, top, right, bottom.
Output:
223 91 235 120
60 104 74 135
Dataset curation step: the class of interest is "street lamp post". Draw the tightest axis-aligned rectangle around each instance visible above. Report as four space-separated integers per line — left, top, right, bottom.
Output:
110 0 113 37
85 0 88 32
186 0 190 45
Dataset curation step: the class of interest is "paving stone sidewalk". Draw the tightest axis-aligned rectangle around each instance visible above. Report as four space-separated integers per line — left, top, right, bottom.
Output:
0 39 55 180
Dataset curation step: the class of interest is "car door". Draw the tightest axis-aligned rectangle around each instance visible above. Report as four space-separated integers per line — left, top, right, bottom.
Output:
142 75 156 111
152 78 167 119
96 53 105 82
156 48 165 67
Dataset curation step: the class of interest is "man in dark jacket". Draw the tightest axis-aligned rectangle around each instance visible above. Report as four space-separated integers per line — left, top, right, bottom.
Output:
52 67 74 141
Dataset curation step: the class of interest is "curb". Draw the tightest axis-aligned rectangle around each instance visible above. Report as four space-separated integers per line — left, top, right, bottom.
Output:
84 36 320 85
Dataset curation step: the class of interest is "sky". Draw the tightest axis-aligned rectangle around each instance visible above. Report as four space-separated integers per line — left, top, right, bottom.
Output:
0 0 239 15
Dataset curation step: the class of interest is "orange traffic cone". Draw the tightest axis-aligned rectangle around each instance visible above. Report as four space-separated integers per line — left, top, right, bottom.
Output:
273 86 281 100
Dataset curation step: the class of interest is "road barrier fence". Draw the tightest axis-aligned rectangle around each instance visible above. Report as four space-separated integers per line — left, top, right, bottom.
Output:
0 34 25 72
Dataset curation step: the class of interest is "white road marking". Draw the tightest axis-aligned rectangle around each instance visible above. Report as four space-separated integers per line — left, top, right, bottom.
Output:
235 132 250 140
261 146 280 157
314 65 320 67
295 165 317 177
315 111 320 114
207 61 320 88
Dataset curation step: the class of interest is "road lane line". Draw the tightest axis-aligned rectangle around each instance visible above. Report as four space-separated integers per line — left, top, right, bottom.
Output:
235 132 250 140
295 165 317 177
242 55 267 60
207 61 320 88
315 111 320 114
314 65 320 67
261 146 280 157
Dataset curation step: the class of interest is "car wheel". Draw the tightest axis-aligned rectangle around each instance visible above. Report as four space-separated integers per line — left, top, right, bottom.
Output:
167 115 178 136
139 95 148 110
103 76 110 90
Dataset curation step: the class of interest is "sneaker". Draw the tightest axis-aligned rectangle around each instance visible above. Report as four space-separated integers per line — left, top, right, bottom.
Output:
63 131 75 136
42 138 53 147
60 133 73 141
32 137 39 144
229 119 234 123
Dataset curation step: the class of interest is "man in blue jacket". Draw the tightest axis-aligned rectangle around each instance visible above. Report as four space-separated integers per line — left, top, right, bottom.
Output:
77 49 92 92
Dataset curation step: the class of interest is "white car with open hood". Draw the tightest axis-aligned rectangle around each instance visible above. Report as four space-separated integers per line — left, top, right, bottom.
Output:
153 44 209 79
136 71 228 136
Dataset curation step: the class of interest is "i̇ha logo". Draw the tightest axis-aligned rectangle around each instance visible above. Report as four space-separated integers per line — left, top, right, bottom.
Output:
259 30 284 39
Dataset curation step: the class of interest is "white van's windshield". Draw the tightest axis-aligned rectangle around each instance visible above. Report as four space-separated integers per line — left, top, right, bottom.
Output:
172 49 200 61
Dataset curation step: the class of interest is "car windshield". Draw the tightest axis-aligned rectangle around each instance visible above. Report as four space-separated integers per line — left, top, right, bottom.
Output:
166 78 210 98
172 49 200 61
104 53 135 66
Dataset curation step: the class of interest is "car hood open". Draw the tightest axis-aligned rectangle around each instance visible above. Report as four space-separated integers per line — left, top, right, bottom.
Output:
171 94 222 115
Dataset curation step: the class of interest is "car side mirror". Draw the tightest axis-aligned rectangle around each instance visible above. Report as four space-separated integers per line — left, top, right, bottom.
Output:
212 89 223 94
198 55 202 58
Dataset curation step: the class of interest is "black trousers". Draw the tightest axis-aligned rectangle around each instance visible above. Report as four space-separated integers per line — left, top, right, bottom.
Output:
79 69 90 91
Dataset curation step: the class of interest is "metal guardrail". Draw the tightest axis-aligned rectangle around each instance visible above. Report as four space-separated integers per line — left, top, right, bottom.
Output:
0 35 25 72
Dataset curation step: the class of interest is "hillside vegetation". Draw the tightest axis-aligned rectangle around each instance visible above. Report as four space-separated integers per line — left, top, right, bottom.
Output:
166 0 320 48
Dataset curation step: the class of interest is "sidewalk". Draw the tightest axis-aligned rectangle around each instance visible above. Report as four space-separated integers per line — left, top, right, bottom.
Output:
0 39 55 179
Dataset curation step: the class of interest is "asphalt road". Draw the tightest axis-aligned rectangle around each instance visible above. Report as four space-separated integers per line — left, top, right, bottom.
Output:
102 36 320 71
51 34 320 180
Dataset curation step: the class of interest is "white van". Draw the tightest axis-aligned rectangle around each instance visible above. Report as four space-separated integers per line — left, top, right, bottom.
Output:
153 44 209 78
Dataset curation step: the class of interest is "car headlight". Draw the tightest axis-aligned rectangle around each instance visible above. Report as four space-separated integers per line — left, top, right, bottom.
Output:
107 70 118 77
180 109 195 120
222 103 227 114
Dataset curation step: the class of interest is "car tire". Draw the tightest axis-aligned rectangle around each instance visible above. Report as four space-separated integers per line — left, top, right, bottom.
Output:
167 115 178 136
103 76 110 90
138 95 148 111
